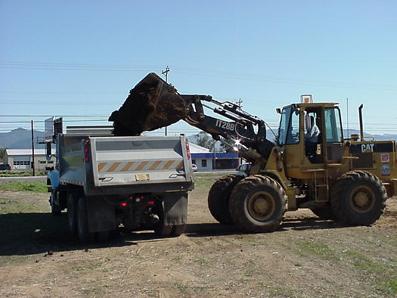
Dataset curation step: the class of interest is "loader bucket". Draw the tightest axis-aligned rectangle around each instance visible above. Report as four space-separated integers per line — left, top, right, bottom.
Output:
109 72 188 136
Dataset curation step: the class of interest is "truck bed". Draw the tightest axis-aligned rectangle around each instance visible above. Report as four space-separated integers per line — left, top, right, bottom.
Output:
58 135 193 195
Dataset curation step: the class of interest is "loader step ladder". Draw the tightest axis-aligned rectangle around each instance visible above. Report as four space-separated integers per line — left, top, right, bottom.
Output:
302 168 329 202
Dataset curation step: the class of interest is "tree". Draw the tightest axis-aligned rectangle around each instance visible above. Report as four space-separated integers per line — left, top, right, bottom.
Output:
192 132 216 150
0 148 6 163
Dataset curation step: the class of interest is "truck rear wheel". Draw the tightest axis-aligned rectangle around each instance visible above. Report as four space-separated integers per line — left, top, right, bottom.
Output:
154 200 186 237
330 171 387 226
50 191 62 216
172 224 186 236
229 175 286 233
77 196 94 243
208 174 243 224
67 193 77 235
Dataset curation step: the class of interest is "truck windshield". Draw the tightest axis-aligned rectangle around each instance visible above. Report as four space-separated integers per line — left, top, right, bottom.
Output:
277 106 292 145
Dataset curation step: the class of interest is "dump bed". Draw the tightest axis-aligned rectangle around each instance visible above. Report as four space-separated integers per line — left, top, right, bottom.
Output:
58 134 193 195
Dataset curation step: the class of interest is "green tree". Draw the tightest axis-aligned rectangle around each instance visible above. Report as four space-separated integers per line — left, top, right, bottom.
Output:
0 148 6 163
193 132 215 151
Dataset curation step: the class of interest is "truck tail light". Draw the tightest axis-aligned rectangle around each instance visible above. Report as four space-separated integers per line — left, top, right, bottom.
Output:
84 140 90 162
119 201 128 208
185 142 191 160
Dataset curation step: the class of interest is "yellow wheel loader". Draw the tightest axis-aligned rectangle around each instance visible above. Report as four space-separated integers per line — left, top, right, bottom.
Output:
109 73 394 232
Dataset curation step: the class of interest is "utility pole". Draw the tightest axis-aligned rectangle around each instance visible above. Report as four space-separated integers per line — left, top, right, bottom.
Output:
236 98 243 109
162 66 170 136
31 120 35 176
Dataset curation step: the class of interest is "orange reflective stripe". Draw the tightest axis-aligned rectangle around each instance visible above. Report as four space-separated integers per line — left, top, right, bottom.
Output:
121 161 134 171
108 162 121 172
149 160 162 170
136 160 149 171
98 162 107 173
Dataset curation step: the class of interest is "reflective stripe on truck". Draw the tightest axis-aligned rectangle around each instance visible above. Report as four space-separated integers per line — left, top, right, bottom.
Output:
97 159 184 173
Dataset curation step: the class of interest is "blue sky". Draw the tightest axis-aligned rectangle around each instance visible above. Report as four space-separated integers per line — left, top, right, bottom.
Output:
1 0 396 135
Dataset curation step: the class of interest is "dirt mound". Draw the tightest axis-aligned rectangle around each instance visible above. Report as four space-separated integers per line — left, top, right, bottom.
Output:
109 73 188 136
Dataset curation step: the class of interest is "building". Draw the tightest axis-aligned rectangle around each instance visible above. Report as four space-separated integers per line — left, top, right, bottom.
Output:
5 149 55 171
189 143 240 171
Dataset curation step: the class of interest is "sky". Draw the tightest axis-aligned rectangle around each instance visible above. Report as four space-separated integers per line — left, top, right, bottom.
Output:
1 0 397 135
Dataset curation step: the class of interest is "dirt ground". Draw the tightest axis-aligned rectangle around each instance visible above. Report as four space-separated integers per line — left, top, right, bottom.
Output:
0 174 396 297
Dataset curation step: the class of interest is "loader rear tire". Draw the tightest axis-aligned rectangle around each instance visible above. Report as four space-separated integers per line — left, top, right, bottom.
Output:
208 174 243 224
330 170 387 226
229 175 286 233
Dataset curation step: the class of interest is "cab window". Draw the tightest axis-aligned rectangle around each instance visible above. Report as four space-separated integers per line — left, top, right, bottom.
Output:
286 109 300 144
324 108 342 143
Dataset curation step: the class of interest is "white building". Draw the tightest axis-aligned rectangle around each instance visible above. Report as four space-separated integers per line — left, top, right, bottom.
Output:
189 143 213 171
5 149 55 170
189 143 240 171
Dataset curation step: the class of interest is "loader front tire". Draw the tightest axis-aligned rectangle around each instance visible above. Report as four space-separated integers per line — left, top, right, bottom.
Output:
229 175 286 233
208 174 243 224
330 171 387 226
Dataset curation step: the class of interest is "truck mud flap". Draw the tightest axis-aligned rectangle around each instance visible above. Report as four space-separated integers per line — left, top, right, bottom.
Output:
162 192 188 226
86 196 117 233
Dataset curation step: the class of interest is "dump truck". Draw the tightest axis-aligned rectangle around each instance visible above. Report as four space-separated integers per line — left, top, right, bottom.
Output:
47 125 193 242
109 73 395 233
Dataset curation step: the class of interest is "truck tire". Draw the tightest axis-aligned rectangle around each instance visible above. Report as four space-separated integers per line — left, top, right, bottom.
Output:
154 222 173 237
229 175 286 233
77 196 94 243
67 193 77 235
50 191 62 216
153 202 173 237
172 224 186 236
310 206 335 220
330 170 387 226
208 174 243 224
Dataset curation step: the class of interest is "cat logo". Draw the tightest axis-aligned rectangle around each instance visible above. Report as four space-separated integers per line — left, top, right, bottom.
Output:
361 143 374 153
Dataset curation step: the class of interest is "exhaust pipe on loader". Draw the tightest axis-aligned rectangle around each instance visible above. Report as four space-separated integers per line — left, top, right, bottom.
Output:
359 104 364 141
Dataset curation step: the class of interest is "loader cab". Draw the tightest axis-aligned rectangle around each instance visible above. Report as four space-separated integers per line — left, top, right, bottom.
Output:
277 102 344 178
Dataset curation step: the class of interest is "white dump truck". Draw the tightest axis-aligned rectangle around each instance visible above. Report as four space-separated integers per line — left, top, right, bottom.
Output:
47 124 194 242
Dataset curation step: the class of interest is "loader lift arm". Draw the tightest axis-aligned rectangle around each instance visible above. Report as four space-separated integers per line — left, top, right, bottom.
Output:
109 72 274 160
180 94 274 159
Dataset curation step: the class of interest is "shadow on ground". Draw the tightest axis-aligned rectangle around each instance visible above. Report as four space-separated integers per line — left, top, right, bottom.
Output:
0 212 341 256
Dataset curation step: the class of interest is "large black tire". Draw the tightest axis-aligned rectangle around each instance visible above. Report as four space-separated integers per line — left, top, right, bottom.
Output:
77 196 94 243
153 201 174 237
330 170 387 226
153 201 186 237
229 175 287 233
208 174 243 224
67 193 77 235
172 224 186 237
50 191 62 216
310 206 335 220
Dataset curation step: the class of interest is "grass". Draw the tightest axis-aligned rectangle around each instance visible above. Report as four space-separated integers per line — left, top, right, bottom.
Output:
296 240 339 261
0 181 48 193
383 278 397 295
194 173 225 190
0 170 46 177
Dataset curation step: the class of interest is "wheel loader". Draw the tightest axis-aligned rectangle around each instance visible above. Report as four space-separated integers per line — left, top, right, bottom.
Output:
109 73 395 232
